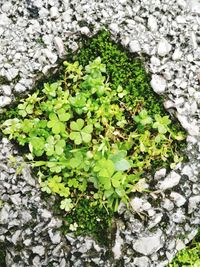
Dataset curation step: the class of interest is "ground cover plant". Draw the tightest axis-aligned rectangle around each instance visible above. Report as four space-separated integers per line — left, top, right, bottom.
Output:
169 230 200 267
0 30 186 243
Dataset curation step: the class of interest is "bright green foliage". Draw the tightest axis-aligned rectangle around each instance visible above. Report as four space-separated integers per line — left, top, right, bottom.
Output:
0 31 186 241
169 233 200 267
1 57 185 212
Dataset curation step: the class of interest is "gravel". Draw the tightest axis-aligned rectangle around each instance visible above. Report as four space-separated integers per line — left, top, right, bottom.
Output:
0 0 200 266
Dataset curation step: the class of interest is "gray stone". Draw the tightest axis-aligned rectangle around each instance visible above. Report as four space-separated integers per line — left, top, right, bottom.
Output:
133 230 163 256
172 48 183 60
0 204 10 224
188 196 200 214
48 230 61 244
172 209 186 223
0 96 11 107
158 171 181 190
43 49 58 64
1 2 12 13
32 245 45 256
181 165 194 178
170 192 186 207
109 23 119 33
1 85 12 96
11 230 22 245
134 256 151 267
15 83 26 93
0 14 11 26
50 6 60 19
10 194 21 206
54 37 65 57
187 0 200 13
157 38 172 57
129 40 141 53
162 199 174 211
154 168 166 180
130 197 143 212
150 75 167 94
112 228 124 260
147 15 158 32
80 26 90 35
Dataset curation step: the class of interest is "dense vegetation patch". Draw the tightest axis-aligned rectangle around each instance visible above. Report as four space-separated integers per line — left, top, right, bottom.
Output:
0 30 186 243
169 230 200 267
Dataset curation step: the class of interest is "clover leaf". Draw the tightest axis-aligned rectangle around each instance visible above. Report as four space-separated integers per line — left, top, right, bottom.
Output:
134 109 152 126
56 108 71 122
47 113 66 134
18 102 34 117
153 114 171 134
29 136 45 157
69 119 93 145
60 198 74 212
45 135 66 156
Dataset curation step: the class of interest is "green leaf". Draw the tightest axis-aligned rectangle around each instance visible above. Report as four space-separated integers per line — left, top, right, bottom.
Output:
57 108 71 122
60 198 74 212
114 159 131 171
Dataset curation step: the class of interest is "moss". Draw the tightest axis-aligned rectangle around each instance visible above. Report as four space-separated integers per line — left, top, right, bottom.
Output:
0 244 6 267
60 198 114 246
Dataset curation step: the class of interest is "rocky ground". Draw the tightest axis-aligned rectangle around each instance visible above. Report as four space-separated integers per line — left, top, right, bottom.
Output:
0 0 200 266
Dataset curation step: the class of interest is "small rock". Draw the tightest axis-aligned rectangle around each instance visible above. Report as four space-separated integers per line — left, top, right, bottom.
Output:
134 256 151 267
112 229 123 259
50 6 59 19
148 15 158 32
158 171 181 190
5 68 19 81
0 204 10 224
54 37 65 57
109 23 119 33
150 56 160 66
48 230 61 244
157 38 172 57
32 256 41 266
1 85 12 96
172 48 183 60
11 230 22 245
130 197 143 212
129 40 141 53
0 96 11 107
172 209 186 223
1 2 12 13
182 165 194 178
0 14 11 26
188 196 200 214
133 230 163 256
154 168 166 180
43 49 58 64
80 26 90 35
40 209 52 219
10 194 21 206
176 239 185 251
32 245 45 256
170 192 186 207
15 83 26 93
188 0 200 13
150 75 167 94
23 239 31 246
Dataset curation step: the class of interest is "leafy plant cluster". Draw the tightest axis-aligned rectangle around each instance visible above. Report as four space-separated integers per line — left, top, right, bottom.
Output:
1 56 185 224
169 231 200 267
0 30 186 241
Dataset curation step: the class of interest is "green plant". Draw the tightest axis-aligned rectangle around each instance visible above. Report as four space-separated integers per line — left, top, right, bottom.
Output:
0 30 186 242
169 235 200 267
